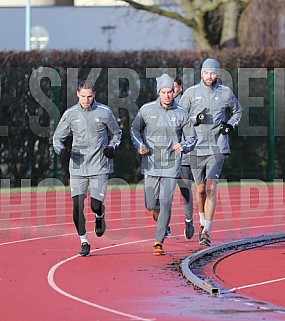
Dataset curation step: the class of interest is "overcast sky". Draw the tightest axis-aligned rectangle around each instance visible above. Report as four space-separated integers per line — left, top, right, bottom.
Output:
0 6 194 51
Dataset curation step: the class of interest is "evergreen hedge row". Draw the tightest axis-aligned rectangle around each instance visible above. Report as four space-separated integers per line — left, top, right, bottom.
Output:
0 48 284 187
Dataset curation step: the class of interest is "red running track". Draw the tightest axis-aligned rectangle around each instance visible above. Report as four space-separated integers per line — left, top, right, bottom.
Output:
0 183 285 321
209 242 285 307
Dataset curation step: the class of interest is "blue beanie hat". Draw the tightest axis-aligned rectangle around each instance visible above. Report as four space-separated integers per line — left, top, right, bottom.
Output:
156 74 174 94
201 58 220 76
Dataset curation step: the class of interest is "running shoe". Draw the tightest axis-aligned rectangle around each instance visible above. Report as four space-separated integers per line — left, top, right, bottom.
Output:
184 221 195 240
152 208 160 221
79 242 91 256
165 226 171 238
95 213 106 237
153 242 164 256
199 230 211 246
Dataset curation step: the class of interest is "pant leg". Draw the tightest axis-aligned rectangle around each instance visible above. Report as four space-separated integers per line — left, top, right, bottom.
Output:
156 177 177 242
177 165 194 223
144 176 160 211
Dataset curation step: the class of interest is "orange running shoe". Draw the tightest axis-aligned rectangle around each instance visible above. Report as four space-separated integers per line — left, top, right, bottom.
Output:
153 241 164 256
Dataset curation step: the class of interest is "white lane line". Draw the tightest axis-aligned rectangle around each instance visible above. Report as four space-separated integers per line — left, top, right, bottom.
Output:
1 222 284 246
0 232 76 246
227 277 285 293
47 240 155 321
1 212 284 231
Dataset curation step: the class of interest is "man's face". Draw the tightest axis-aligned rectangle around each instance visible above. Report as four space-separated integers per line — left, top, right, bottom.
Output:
77 88 96 109
159 88 174 107
173 81 182 98
201 70 218 86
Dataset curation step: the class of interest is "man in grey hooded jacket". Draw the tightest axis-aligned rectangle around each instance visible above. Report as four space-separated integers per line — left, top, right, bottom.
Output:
180 58 242 247
53 80 122 256
131 74 197 255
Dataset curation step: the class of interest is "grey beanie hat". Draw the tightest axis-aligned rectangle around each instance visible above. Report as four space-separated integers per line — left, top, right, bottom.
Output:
201 58 220 76
156 73 174 94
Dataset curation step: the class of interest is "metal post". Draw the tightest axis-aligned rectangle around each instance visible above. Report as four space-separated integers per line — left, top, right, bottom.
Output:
25 0 31 51
268 70 275 181
101 25 116 51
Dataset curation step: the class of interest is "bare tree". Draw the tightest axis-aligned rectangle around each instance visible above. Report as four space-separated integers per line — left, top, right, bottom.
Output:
238 0 283 48
118 0 251 49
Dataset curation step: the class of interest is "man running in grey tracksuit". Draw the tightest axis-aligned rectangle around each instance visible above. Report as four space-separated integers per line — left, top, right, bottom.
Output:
173 76 195 240
180 58 243 246
131 74 197 256
53 81 122 256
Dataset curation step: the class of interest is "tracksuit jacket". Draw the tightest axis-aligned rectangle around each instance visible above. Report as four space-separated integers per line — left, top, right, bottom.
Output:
179 80 243 156
131 98 197 178
53 100 122 176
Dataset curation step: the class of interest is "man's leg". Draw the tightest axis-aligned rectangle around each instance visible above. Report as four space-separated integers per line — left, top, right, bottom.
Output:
70 175 90 256
195 182 206 240
72 194 86 235
198 179 217 246
199 153 225 246
91 198 106 237
204 178 218 222
178 165 195 239
154 177 177 254
190 154 207 241
90 174 108 238
144 176 160 211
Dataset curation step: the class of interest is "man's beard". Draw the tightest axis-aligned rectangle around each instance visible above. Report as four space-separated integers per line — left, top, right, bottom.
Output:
203 78 218 87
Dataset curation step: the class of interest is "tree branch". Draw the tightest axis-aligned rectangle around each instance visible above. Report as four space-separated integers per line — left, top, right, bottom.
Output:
119 0 197 28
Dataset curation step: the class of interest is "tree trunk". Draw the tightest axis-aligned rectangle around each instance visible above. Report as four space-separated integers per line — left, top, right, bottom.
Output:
220 1 238 47
192 28 212 50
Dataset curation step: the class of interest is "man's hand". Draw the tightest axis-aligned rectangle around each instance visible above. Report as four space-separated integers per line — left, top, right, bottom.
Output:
196 108 207 125
103 146 115 159
172 143 184 152
219 122 233 135
60 149 71 165
138 147 149 155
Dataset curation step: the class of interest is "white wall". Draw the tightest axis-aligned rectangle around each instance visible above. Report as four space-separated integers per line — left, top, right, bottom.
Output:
0 6 194 51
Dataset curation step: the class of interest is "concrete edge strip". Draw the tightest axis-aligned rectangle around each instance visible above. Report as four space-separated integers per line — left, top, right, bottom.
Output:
180 232 285 296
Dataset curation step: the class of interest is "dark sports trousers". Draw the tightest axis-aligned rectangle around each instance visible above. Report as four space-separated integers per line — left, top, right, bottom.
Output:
177 165 194 223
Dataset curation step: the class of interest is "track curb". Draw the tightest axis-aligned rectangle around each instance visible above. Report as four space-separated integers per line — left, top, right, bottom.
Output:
180 232 285 296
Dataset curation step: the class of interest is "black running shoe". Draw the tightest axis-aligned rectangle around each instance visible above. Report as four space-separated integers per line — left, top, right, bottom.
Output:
79 242 91 256
165 226 171 238
184 221 195 240
95 213 106 237
199 230 211 246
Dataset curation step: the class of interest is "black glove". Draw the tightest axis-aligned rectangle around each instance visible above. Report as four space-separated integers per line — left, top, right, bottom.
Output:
103 146 115 159
219 122 233 135
60 149 71 165
196 108 207 125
